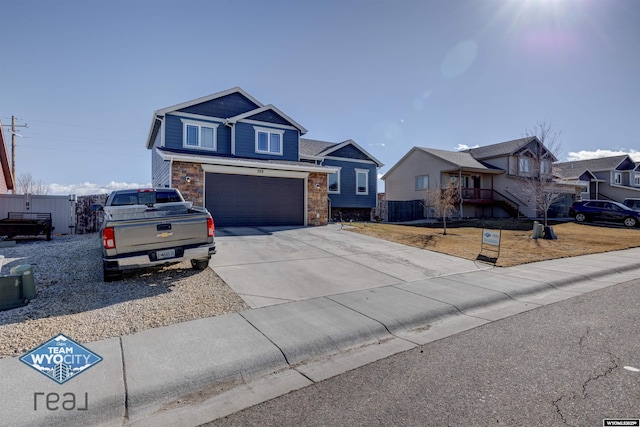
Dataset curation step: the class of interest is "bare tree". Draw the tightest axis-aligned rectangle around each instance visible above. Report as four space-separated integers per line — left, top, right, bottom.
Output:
424 180 458 235
522 121 563 227
16 173 49 195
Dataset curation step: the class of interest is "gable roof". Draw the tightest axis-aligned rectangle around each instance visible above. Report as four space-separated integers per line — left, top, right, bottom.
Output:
382 146 503 180
146 87 307 148
463 137 539 159
0 119 15 191
418 147 496 171
554 155 633 179
299 138 384 167
155 87 264 116
225 104 307 134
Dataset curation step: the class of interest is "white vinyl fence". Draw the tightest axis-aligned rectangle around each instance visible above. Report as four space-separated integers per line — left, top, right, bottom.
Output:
0 194 77 235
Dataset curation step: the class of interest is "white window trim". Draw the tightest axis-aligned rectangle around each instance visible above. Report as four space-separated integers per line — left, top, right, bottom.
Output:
634 173 640 187
181 118 218 151
355 168 369 195
254 126 284 156
613 172 622 185
328 170 341 194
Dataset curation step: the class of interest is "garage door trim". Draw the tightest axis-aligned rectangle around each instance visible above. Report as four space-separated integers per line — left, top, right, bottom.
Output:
201 164 309 179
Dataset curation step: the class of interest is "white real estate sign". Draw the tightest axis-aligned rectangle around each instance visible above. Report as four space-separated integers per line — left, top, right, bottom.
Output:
482 229 501 247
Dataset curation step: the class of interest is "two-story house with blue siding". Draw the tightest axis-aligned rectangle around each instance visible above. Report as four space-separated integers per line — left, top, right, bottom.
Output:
145 87 382 226
300 138 384 221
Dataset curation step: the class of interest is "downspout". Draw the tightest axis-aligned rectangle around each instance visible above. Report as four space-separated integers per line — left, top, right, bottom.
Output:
169 158 174 188
224 119 236 155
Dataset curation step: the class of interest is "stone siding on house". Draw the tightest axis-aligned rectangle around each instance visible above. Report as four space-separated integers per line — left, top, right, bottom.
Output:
172 161 205 207
307 172 328 226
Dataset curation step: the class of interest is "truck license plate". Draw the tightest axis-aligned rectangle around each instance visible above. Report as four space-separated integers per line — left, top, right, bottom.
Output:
156 249 176 260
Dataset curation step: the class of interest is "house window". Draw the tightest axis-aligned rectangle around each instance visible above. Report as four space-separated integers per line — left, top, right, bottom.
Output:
519 156 531 176
614 172 622 184
634 173 640 186
254 127 284 155
328 171 340 193
182 119 218 150
355 169 369 195
540 159 552 176
415 175 429 191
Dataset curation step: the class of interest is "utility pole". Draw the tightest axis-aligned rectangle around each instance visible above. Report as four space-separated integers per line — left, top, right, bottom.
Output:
10 115 28 193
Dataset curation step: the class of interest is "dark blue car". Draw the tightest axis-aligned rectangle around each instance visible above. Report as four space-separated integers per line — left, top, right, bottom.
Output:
569 200 640 228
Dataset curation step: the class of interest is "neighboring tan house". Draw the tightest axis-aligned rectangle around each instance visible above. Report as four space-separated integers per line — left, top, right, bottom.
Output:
145 87 381 226
383 137 577 221
554 155 640 202
0 120 15 194
299 138 383 221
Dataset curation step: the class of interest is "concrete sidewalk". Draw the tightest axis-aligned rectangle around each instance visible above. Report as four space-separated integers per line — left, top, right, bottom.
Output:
2 244 640 426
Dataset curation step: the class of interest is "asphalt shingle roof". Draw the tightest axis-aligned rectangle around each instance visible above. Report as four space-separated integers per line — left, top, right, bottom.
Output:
416 147 496 170
462 137 536 159
299 138 336 157
554 155 630 179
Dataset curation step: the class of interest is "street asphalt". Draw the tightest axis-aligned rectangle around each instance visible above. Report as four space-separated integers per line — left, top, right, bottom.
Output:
2 224 640 427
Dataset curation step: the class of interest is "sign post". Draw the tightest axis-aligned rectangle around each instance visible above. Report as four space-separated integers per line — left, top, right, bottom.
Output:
477 229 501 264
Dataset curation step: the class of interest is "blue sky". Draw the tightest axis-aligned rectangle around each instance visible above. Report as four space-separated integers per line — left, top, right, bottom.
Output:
1 0 638 195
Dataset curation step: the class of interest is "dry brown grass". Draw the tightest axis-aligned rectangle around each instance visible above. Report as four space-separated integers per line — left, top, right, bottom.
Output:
344 221 640 267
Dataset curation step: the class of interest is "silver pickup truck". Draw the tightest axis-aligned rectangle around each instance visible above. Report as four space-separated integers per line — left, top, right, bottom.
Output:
97 188 216 281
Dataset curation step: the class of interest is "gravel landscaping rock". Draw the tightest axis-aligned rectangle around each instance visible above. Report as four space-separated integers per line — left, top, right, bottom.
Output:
0 234 248 358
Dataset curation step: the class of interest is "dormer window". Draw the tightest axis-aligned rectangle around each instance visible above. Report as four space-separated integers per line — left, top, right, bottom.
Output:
540 159 552 176
518 156 531 176
181 119 218 150
614 172 622 184
254 127 284 155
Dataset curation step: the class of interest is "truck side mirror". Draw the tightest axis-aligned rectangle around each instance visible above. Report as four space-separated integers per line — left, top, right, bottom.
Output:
91 204 104 212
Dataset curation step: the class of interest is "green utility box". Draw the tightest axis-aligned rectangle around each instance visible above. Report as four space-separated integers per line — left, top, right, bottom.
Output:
0 264 35 311
0 275 27 311
10 265 36 300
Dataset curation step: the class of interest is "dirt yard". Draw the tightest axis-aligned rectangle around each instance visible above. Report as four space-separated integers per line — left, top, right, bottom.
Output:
345 220 640 267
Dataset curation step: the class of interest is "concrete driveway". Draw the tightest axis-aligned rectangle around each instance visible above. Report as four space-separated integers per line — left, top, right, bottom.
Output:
210 224 491 308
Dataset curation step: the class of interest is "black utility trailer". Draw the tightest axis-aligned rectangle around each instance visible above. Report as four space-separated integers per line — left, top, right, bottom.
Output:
0 212 54 240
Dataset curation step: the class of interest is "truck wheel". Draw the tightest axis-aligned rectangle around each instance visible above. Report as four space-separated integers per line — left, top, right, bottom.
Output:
103 265 123 282
191 259 209 270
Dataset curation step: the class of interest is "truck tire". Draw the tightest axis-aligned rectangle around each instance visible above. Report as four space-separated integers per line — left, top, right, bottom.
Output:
191 259 209 270
103 262 123 282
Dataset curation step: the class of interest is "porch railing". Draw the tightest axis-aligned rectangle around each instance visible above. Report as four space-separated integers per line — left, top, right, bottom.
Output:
460 188 493 201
